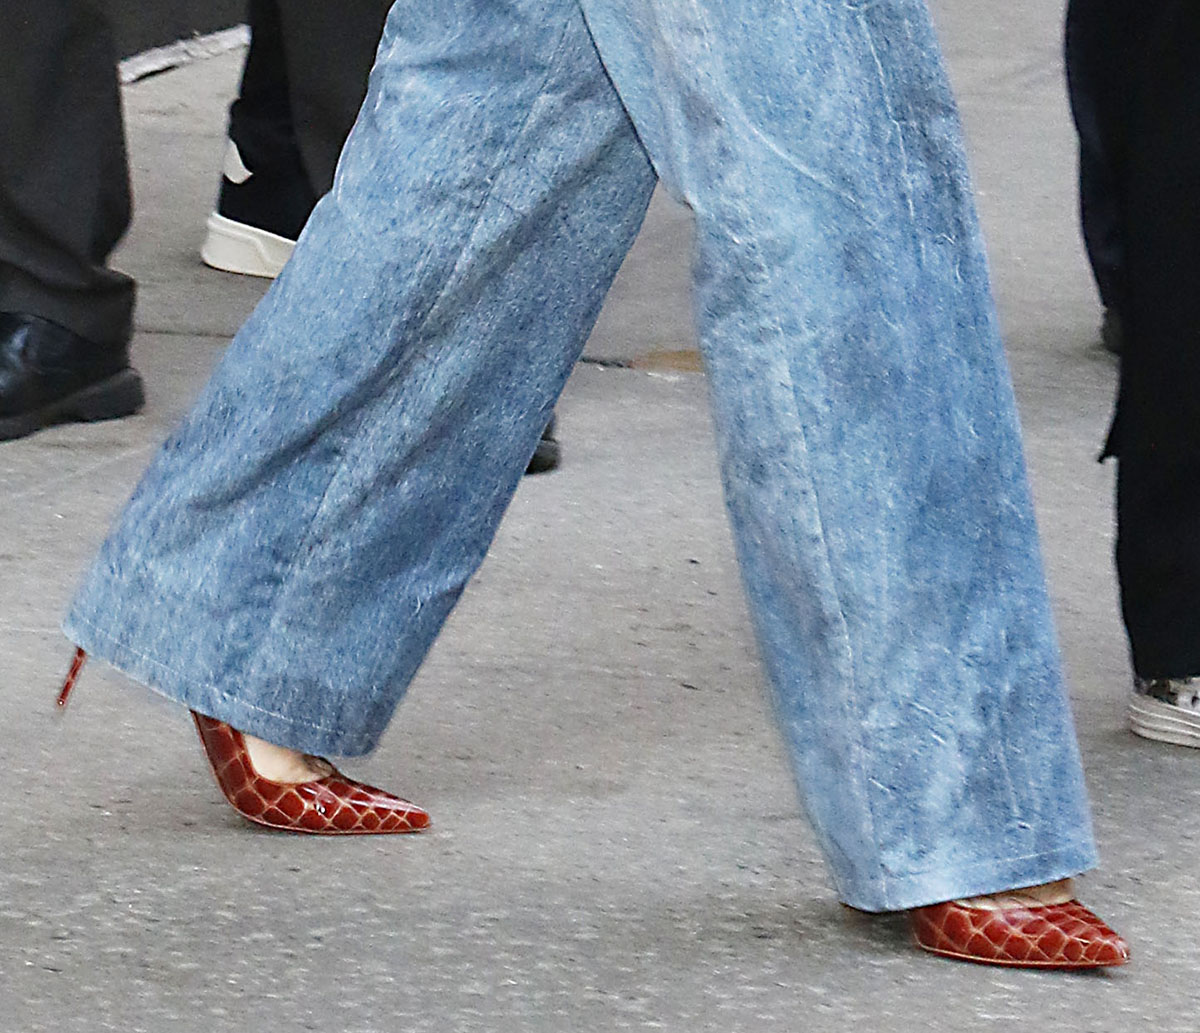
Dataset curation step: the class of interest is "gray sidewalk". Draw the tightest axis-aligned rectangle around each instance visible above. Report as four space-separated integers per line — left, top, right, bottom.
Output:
3 2 1196 1030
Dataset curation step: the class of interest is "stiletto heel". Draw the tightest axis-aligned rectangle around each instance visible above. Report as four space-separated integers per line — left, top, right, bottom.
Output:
57 646 87 709
192 712 430 834
55 647 428 834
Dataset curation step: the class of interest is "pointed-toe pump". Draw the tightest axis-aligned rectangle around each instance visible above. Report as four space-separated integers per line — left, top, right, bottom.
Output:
59 648 430 835
910 898 1129 969
191 712 429 834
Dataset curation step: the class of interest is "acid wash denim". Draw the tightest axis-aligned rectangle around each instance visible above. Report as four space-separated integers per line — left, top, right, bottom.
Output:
64 0 1099 911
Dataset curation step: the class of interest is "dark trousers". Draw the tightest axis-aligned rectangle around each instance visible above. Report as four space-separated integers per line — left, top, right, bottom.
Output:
228 0 393 198
1067 0 1200 677
1064 0 1132 313
0 2 135 347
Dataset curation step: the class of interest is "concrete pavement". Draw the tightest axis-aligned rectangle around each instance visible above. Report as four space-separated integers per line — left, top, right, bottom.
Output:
4 2 1197 1030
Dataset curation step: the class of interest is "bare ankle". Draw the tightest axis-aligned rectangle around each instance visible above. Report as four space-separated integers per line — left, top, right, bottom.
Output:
241 732 335 783
955 878 1075 910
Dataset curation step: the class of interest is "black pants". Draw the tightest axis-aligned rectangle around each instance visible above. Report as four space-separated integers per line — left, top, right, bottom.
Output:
1067 0 1200 677
1064 0 1134 314
228 0 393 198
0 2 134 347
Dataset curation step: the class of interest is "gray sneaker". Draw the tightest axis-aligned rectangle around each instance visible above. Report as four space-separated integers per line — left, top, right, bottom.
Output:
1129 676 1200 747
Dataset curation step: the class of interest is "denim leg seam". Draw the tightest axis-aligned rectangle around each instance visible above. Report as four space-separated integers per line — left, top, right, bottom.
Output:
772 370 892 900
247 12 583 673
860 7 1043 869
266 9 580 566
853 10 921 251
409 18 582 331
709 215 889 901
67 611 345 736
599 1 906 902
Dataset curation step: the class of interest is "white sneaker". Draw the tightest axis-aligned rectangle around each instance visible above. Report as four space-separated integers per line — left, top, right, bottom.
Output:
201 212 296 279
199 141 311 279
1129 676 1200 747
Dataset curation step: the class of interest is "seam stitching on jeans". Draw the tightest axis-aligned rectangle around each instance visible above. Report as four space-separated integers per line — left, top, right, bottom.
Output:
855 10 921 249
244 10 583 691
269 9 580 565
778 374 885 900
720 225 883 899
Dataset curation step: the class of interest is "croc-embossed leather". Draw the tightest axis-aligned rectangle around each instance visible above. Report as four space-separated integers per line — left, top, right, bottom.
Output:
58 648 429 835
191 713 430 834
910 899 1129 968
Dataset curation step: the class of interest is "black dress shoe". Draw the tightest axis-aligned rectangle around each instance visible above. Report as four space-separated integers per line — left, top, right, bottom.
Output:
0 313 145 442
525 415 560 475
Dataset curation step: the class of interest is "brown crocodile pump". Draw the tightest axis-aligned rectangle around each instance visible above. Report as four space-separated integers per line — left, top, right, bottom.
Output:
191 712 430 834
58 647 430 835
910 898 1129 968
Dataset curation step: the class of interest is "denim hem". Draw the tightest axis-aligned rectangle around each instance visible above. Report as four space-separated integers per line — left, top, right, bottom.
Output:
836 843 1100 913
61 612 381 757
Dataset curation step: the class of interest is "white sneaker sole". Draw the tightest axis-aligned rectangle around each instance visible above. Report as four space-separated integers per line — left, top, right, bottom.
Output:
201 212 295 279
1129 693 1200 748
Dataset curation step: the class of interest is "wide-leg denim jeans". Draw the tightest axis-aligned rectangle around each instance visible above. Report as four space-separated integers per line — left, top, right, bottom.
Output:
65 0 1098 911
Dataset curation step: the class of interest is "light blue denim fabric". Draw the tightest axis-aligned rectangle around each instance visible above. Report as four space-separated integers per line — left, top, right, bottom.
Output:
65 0 1098 910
